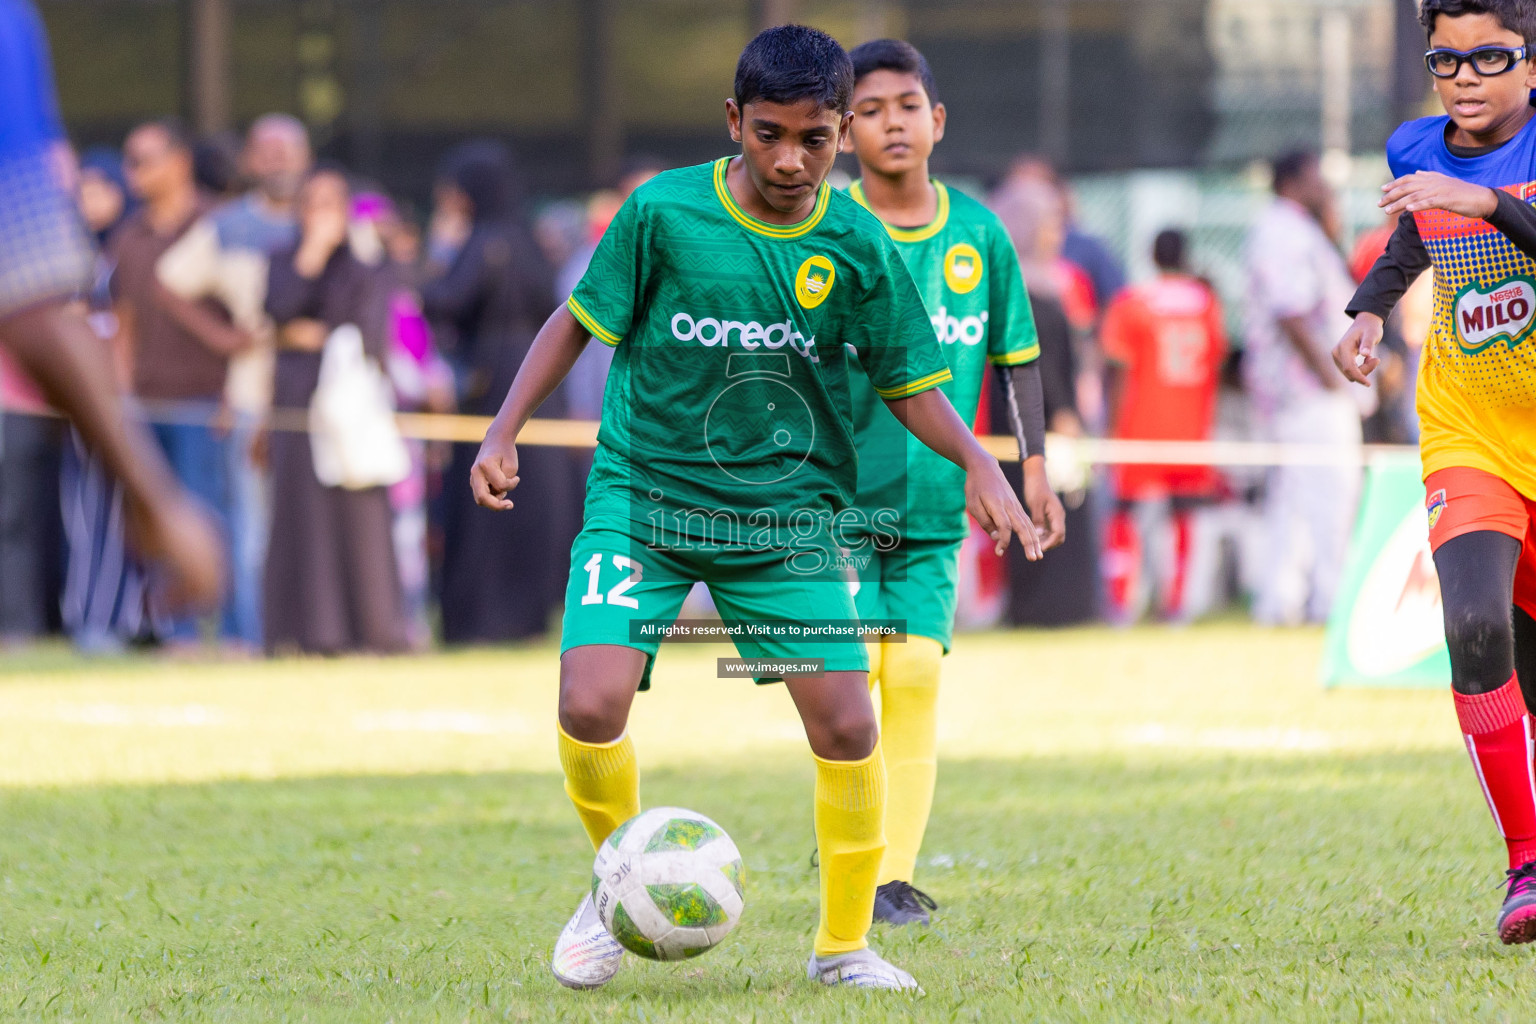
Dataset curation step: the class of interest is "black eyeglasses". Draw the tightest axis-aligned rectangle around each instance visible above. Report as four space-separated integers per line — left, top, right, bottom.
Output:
1424 45 1528 78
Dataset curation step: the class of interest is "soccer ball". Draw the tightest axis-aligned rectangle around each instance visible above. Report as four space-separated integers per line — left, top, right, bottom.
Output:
591 806 745 961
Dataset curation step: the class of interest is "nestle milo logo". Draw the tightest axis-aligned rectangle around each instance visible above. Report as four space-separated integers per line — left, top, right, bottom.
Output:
1453 276 1536 354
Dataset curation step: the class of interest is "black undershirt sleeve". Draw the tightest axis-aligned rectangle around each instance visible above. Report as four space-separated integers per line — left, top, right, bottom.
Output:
1346 191 1536 323
1345 212 1431 322
998 361 1047 460
1485 188 1536 262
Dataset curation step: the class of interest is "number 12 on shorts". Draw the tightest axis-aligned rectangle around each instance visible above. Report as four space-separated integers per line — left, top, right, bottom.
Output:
581 553 643 609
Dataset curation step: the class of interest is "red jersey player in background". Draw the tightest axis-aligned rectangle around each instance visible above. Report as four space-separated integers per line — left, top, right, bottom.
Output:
1100 229 1227 622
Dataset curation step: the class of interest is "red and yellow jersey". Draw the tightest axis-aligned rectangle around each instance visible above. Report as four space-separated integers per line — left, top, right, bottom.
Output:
1415 193 1536 501
1389 115 1536 500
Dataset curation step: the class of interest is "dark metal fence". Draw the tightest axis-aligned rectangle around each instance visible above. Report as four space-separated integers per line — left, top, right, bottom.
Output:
39 0 1424 203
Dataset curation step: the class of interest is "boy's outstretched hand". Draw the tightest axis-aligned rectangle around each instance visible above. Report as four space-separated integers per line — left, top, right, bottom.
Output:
470 433 521 511
465 304 596 512
966 454 1043 560
1333 311 1384 387
887 386 1045 560
1380 171 1497 219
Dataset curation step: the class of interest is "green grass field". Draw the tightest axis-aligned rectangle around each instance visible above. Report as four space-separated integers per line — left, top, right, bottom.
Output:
0 625 1532 1021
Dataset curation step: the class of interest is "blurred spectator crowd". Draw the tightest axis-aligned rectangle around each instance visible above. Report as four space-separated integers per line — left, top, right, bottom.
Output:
0 114 1425 657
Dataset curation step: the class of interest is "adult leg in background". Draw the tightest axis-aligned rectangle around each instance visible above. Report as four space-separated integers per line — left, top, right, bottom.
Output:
150 413 230 644
1301 392 1363 622
222 411 267 649
0 411 54 640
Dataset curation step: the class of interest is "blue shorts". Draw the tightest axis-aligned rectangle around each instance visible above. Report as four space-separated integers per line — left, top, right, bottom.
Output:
0 150 93 318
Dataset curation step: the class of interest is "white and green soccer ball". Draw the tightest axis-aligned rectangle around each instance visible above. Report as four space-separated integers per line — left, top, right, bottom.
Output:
591 806 745 961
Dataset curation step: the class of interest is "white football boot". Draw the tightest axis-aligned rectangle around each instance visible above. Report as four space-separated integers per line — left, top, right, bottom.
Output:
551 893 625 990
807 946 923 992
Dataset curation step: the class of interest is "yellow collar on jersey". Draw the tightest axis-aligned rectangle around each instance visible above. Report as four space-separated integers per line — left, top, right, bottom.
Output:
712 157 831 239
849 179 950 243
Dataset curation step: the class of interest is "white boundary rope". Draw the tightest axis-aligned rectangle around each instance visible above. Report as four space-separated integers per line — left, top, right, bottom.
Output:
3 403 1419 468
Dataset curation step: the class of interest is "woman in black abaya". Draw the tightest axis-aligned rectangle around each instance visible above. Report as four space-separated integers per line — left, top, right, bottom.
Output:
988 177 1104 626
424 141 572 643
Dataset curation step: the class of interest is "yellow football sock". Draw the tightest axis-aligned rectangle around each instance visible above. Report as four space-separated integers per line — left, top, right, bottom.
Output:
875 637 943 885
557 724 640 851
813 742 887 956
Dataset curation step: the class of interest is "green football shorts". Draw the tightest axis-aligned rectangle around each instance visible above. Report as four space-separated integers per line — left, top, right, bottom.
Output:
559 516 870 689
851 535 963 653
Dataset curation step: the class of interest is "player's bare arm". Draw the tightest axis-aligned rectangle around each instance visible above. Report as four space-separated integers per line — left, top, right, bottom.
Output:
470 303 590 510
1333 311 1385 387
884 387 1041 559
1380 170 1499 218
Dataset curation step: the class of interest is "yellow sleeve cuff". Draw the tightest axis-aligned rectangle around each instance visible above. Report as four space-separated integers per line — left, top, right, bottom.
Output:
874 367 954 400
567 296 621 346
987 345 1041 367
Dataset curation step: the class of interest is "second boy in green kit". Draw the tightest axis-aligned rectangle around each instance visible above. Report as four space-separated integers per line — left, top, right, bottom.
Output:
842 39 1067 926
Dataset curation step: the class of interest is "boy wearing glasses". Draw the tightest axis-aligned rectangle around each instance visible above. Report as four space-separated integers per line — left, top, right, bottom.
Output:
1336 0 1536 944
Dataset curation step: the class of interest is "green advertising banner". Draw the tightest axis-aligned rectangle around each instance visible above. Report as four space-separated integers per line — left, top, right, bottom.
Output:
1322 457 1450 689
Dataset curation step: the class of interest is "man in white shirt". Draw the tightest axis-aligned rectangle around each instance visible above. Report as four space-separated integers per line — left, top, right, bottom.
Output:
1244 150 1373 625
158 113 310 651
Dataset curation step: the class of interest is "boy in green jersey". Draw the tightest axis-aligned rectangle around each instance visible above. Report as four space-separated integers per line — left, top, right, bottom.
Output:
469 26 1040 992
841 39 1067 926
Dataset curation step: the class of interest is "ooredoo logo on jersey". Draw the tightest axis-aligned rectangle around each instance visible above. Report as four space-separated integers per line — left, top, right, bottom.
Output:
670 311 820 363
929 305 988 346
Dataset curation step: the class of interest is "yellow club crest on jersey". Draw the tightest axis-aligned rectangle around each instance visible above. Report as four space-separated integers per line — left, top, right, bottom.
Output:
795 255 836 309
944 243 983 294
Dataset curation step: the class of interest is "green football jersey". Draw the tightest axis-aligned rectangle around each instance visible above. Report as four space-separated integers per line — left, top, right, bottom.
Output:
566 158 951 551
846 178 1041 542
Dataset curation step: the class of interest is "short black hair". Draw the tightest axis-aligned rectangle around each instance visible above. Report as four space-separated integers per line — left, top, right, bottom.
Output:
849 38 938 103
133 117 195 154
1420 0 1536 46
734 24 854 114
1152 229 1187 272
193 133 241 195
1271 149 1318 194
